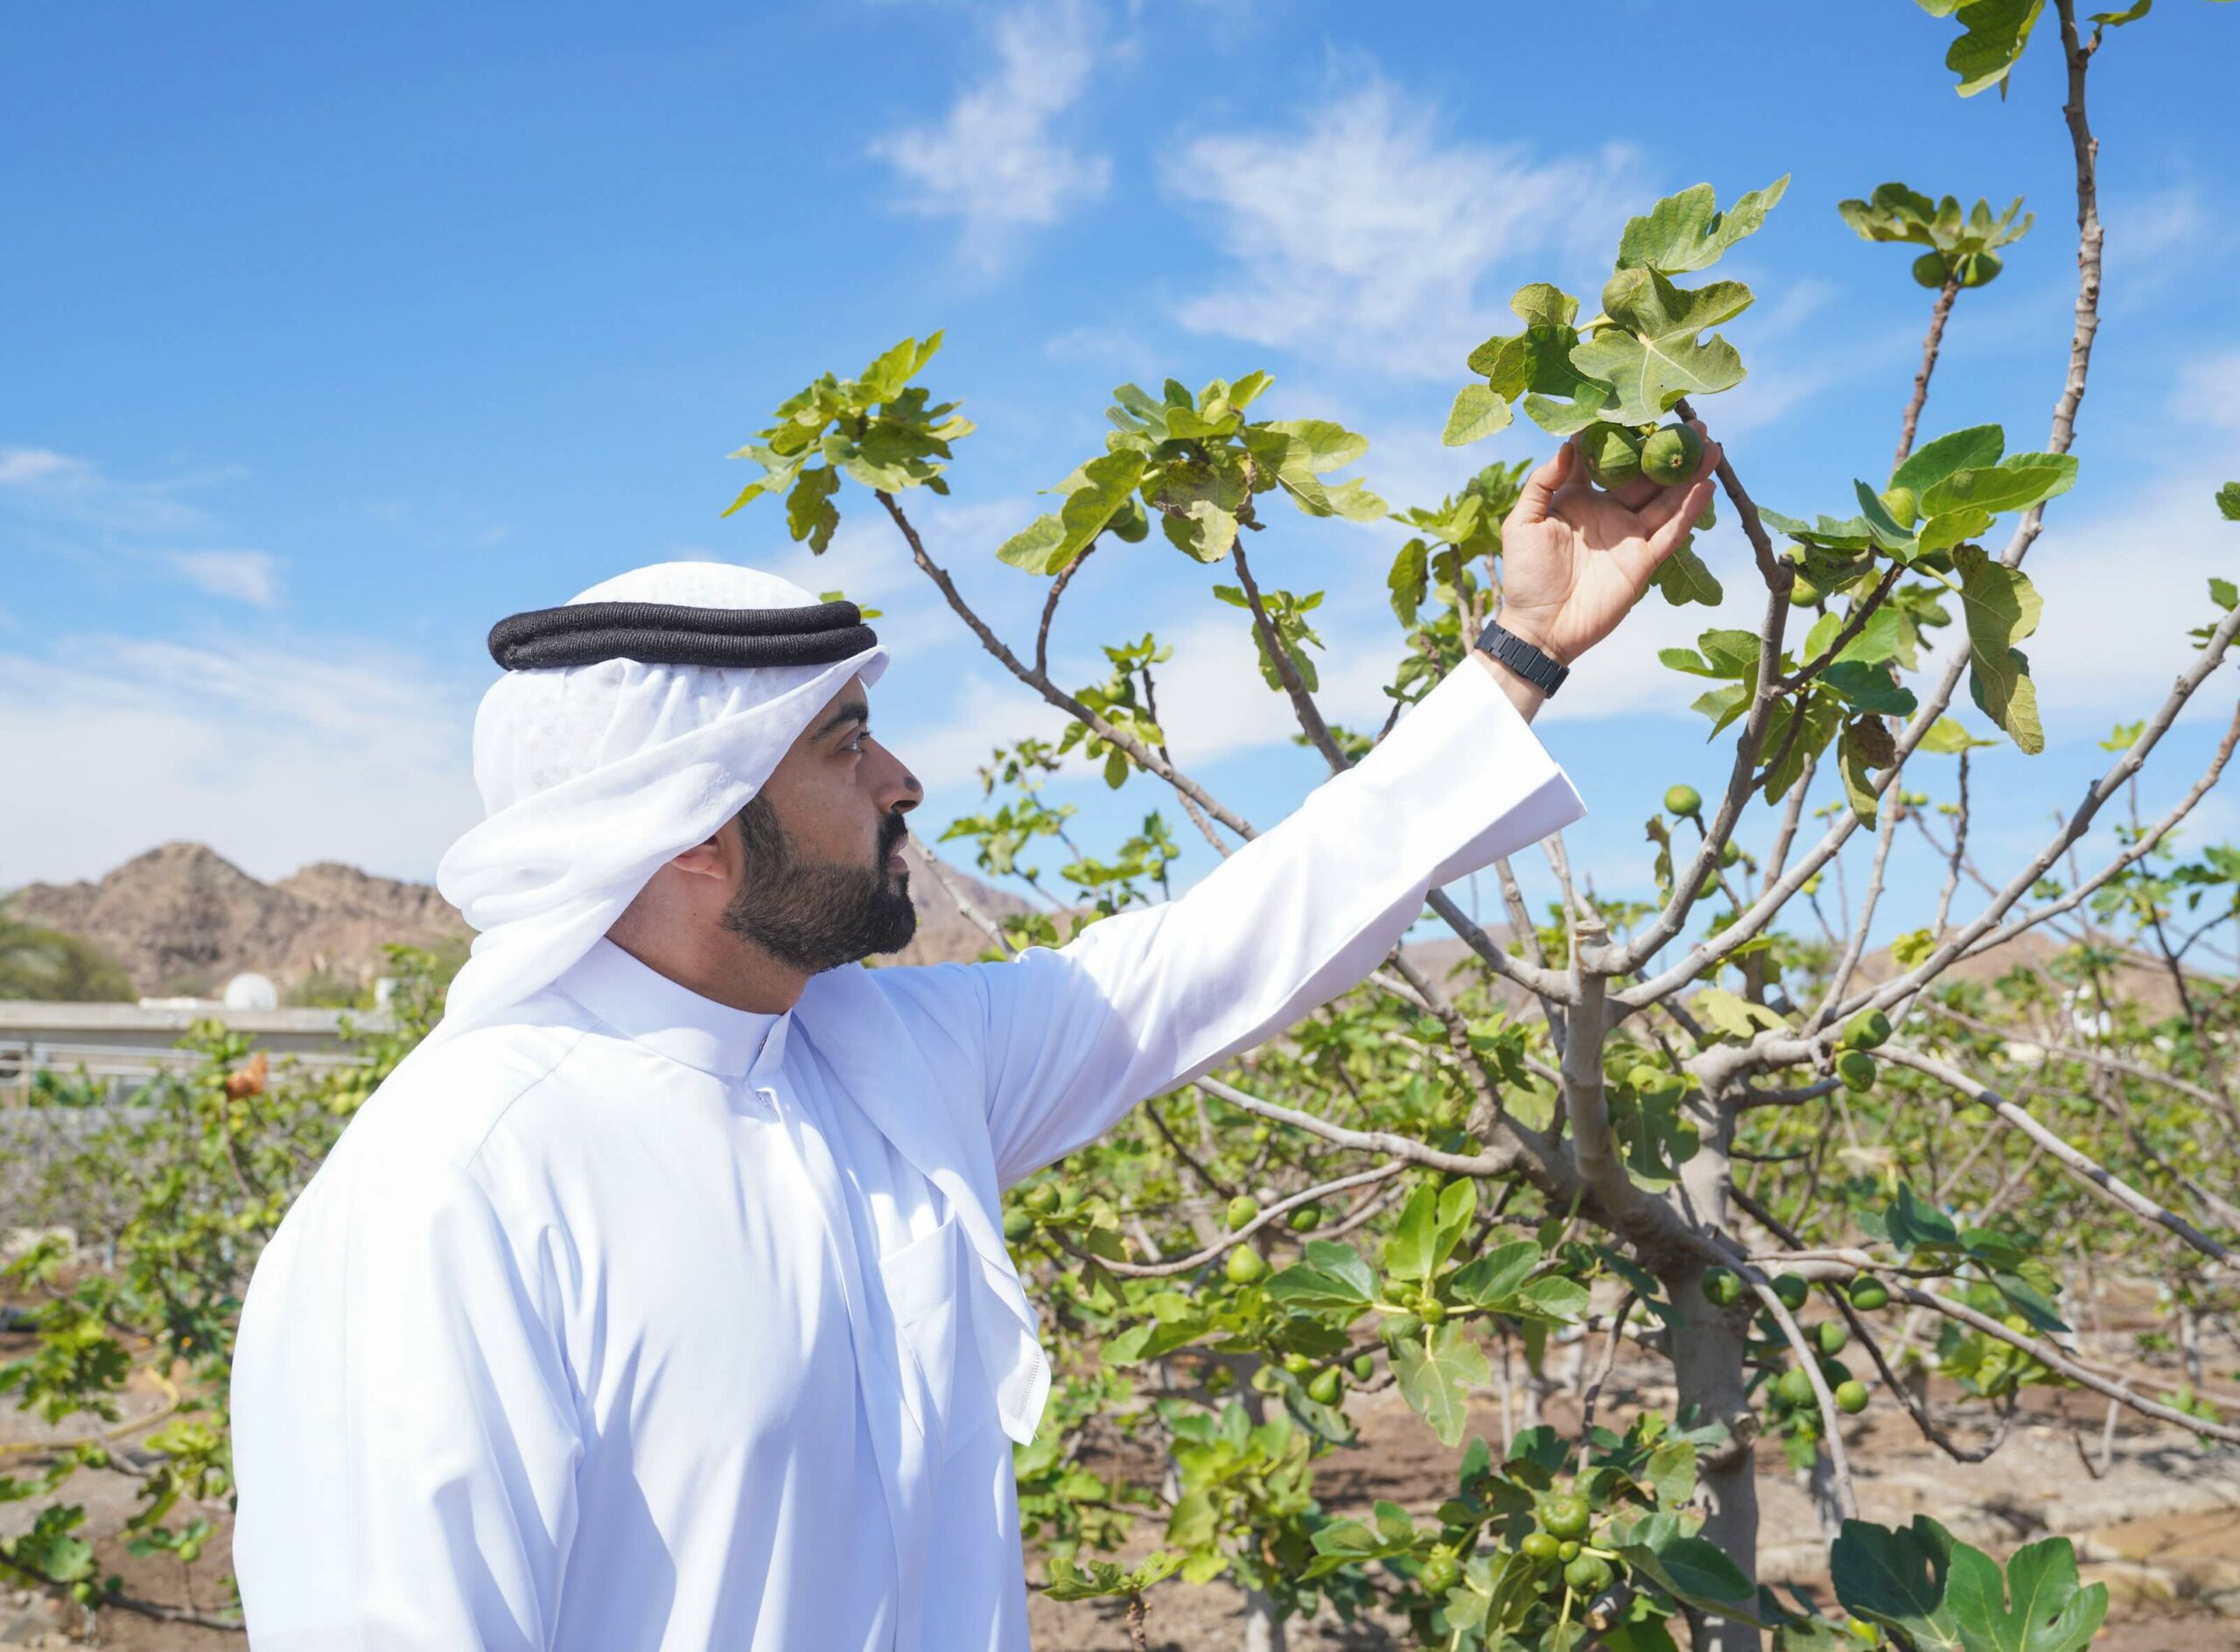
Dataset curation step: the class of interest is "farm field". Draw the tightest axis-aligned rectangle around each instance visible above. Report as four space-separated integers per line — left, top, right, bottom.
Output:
5 1295 2236 1648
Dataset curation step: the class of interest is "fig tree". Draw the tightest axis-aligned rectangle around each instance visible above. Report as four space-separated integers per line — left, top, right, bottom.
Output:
1579 422 1643 489
1226 1194 1261 1231
1226 1245 1268 1285
1639 423 1705 486
1912 251 1950 288
1835 1379 1871 1415
1664 783 1702 818
1836 1050 1879 1093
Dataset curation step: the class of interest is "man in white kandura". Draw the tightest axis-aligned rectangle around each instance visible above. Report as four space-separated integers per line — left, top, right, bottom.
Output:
229 423 1719 1649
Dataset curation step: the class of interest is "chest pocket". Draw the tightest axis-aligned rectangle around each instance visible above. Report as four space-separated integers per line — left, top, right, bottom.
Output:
879 1215 1001 1462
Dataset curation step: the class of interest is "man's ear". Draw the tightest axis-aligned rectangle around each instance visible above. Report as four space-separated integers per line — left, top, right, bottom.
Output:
667 820 736 882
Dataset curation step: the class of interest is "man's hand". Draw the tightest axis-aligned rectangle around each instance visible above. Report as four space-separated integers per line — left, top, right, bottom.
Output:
1492 418 1723 668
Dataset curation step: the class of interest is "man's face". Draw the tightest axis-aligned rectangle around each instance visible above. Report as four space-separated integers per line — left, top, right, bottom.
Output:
720 675 923 972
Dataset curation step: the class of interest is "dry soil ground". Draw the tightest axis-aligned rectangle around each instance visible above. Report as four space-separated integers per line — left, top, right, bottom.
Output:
4 1336 2236 1648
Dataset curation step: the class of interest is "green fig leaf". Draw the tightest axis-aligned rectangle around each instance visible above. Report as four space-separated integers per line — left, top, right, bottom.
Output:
997 452 1149 577
2216 480 2240 522
1616 177 1791 276
1392 1322 1490 1448
1652 540 1726 606
1572 269 1754 424
1954 545 2045 752
1892 425 2006 494
1920 453 2077 520
1445 383 1513 447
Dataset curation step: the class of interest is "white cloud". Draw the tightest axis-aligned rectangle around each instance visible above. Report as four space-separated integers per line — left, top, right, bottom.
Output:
0 633 481 887
169 550 283 607
1162 67 1639 379
0 445 220 536
0 447 78 487
2174 343 2240 431
2006 458 2240 714
869 0 1112 270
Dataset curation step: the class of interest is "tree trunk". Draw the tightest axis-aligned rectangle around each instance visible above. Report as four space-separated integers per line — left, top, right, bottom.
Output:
1242 1592 1285 1652
1666 1103 1761 1652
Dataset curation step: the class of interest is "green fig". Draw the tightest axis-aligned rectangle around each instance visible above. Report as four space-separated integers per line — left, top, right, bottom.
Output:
1913 251 1950 289
1836 1050 1878 1093
1420 1549 1461 1593
1002 1208 1035 1242
1840 1009 1892 1051
1848 1278 1891 1312
1226 1194 1261 1231
1720 840 1740 867
1308 1367 1343 1405
1773 1273 1811 1311
1579 421 1643 489
1816 1320 1850 1356
1664 783 1702 818
1776 1367 1816 1407
1352 1353 1376 1382
1835 1379 1871 1415
1564 1554 1613 1593
1288 1204 1324 1233
1878 486 1919 529
1542 1495 1591 1539
1703 1267 1745 1308
1521 1531 1561 1563
1282 1350 1312 1376
1226 1245 1268 1285
1025 1182 1061 1215
1957 250 2001 288
1638 423 1705 486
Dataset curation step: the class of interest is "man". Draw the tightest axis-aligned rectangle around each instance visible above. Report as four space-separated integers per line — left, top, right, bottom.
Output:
229 426 1718 1649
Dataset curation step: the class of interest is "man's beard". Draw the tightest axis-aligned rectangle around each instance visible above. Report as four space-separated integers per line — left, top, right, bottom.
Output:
720 796 919 972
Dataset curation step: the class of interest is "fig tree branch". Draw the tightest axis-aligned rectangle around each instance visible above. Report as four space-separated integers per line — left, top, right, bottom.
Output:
878 489 1258 839
1875 1041 2236 1266
1894 270 1963 472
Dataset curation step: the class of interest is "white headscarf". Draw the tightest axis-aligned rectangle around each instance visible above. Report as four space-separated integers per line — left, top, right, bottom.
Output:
430 561 887 1046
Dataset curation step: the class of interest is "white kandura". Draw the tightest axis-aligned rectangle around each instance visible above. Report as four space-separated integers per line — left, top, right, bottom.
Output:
228 562 1586 1650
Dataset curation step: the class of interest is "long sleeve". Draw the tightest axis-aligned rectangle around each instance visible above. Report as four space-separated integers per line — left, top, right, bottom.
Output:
972 660 1586 1186
230 1141 584 1650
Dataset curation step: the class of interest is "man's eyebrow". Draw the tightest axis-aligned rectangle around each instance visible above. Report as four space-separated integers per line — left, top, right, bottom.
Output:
811 699 870 741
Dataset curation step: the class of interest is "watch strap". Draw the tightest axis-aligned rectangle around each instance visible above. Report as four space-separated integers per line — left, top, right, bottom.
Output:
1474 620 1569 697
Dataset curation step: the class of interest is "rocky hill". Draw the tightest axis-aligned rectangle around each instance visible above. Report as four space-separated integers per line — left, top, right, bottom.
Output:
7 839 1035 999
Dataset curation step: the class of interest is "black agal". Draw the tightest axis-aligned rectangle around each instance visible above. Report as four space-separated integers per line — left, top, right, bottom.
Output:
487 599 878 671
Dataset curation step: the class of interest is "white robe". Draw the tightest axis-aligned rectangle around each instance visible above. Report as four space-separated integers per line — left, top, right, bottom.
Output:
228 659 1586 1650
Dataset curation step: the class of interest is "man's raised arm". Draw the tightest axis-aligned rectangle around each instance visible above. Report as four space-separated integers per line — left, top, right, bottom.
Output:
955 420 1724 1187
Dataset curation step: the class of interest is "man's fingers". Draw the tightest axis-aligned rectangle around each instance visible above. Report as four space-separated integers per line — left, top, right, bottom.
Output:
1643 477 1718 565
1513 441 1574 524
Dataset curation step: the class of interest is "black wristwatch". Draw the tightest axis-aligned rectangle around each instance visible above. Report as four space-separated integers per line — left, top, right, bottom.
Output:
1474 619 1569 698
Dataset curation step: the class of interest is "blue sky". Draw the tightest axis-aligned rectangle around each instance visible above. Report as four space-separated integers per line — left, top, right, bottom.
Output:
4 2 2235 959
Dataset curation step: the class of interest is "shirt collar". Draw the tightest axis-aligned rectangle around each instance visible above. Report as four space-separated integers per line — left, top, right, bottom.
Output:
555 937 788 1080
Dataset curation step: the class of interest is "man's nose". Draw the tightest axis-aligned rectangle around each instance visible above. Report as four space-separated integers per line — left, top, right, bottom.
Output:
875 747 922 816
